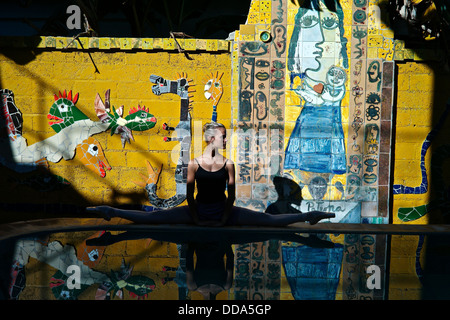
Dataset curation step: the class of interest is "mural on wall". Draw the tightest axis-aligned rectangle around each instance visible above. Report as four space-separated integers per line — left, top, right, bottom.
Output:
203 71 224 122
394 100 450 222
75 137 111 178
284 0 349 201
1 88 157 182
135 73 194 209
94 89 157 148
0 86 158 193
391 100 450 285
229 0 389 300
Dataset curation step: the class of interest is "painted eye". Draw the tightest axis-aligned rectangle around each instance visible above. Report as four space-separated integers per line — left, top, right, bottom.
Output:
57 100 69 113
204 80 212 91
256 60 270 67
140 113 147 118
87 144 99 156
88 249 99 261
240 42 269 56
241 91 253 99
322 16 338 30
299 14 319 28
60 290 71 299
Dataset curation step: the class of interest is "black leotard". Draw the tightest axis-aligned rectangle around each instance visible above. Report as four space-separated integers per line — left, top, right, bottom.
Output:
194 159 228 204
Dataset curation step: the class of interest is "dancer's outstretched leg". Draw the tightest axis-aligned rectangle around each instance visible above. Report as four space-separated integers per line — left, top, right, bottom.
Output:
233 206 334 226
86 205 193 224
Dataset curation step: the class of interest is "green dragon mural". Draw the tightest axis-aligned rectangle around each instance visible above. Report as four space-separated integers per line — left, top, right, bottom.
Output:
1 89 157 175
94 89 157 147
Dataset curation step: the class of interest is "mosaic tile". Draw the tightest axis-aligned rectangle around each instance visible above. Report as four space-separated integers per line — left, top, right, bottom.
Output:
98 37 111 49
88 37 99 49
141 38 154 50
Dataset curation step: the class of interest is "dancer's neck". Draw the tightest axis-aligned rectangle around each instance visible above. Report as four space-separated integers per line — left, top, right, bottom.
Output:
203 144 220 159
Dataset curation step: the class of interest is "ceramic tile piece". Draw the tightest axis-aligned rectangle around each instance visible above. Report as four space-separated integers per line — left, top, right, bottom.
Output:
152 38 163 49
45 36 56 48
141 38 154 50
206 39 218 51
99 37 111 49
88 37 99 49
184 38 196 51
163 38 175 50
120 38 131 50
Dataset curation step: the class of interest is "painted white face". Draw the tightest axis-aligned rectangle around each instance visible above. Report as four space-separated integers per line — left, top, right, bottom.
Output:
292 9 323 74
316 5 343 79
292 3 343 80
326 66 346 87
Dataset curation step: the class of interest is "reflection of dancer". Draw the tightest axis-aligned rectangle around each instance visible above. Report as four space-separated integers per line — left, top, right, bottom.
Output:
87 122 335 226
86 228 335 300
186 241 233 300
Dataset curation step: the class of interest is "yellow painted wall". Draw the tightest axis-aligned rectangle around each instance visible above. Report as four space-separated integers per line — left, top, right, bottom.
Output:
0 49 232 214
389 60 450 299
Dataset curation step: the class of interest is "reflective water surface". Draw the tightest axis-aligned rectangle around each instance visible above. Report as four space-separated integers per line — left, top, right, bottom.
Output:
1 227 449 300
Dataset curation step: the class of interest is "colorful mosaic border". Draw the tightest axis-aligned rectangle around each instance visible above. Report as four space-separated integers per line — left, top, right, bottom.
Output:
0 36 231 52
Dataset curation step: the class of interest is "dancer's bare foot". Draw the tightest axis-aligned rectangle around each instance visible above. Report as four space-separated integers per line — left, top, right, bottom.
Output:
305 211 335 225
86 206 115 221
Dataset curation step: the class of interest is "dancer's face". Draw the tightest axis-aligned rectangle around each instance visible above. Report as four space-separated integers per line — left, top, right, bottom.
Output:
211 127 227 149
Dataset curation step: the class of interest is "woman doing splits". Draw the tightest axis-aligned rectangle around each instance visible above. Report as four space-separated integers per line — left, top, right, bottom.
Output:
87 122 335 227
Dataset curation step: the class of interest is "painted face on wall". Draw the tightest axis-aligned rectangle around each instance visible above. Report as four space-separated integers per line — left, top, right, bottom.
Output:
47 91 86 133
125 108 157 131
288 0 348 81
326 66 347 87
291 9 323 74
204 73 223 106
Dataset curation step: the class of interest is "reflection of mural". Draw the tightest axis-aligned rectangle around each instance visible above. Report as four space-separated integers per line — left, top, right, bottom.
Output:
284 0 349 199
97 259 156 300
282 242 344 300
10 237 108 299
9 234 156 300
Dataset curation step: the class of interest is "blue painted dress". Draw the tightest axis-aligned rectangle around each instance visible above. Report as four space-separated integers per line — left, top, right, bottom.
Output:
284 96 346 174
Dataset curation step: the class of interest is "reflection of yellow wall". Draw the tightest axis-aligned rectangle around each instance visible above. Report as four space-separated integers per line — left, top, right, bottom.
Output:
0 49 231 207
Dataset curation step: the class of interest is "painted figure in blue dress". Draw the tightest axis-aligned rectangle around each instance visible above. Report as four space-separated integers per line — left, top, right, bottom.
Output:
284 0 349 200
